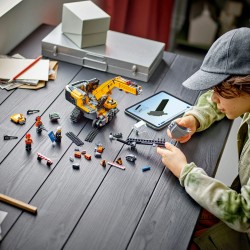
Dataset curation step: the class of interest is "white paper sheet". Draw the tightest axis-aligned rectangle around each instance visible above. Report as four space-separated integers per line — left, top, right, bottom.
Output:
0 58 49 81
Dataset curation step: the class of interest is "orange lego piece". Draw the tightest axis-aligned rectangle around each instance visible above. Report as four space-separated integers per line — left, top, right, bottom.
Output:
116 157 123 165
74 151 81 158
84 153 91 160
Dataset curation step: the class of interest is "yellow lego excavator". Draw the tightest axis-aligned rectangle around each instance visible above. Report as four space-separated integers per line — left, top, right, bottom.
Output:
65 76 142 128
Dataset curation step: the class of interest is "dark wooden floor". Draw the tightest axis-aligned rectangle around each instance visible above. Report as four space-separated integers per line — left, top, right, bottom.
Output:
0 25 231 250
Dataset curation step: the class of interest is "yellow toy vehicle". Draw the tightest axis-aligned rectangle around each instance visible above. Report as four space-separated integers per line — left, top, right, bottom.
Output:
10 113 26 125
65 76 142 128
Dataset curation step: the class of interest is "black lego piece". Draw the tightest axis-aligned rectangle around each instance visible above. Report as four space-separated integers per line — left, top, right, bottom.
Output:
85 128 100 142
66 132 84 146
112 136 166 150
4 135 18 140
27 109 40 115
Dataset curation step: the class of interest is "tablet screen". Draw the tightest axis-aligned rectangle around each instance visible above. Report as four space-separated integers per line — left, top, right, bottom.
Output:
125 91 192 130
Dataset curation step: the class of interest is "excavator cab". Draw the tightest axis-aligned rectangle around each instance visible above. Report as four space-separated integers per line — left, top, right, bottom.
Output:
103 97 117 109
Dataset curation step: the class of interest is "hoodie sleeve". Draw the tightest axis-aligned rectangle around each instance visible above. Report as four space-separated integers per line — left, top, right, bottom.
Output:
179 163 250 232
184 91 225 132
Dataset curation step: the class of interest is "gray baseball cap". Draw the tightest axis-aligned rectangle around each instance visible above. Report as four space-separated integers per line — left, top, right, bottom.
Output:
182 27 250 90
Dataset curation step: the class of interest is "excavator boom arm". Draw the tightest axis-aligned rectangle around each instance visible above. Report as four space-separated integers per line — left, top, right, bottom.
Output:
92 76 142 100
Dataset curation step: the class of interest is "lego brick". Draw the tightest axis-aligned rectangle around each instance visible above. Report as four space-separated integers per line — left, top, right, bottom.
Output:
142 166 151 172
72 163 80 170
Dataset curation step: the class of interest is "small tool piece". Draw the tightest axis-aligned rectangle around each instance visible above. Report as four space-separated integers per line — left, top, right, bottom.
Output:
4 135 18 140
27 109 40 115
168 121 191 139
125 154 137 162
109 133 123 140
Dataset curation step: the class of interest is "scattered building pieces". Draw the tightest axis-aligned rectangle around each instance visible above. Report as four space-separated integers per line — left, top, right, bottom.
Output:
100 159 106 167
66 132 84 146
81 150 87 155
27 109 40 115
116 157 123 165
84 153 91 160
94 143 105 158
4 135 18 140
74 151 81 158
49 112 60 122
72 163 80 170
85 128 100 142
142 166 151 172
109 132 122 139
10 113 26 125
108 161 126 170
125 154 137 162
37 152 53 166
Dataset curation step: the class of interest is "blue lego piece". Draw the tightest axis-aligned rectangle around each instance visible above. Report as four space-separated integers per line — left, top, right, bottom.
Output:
48 131 56 143
142 166 151 172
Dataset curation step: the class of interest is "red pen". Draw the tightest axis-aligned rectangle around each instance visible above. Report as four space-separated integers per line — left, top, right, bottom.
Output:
8 55 42 83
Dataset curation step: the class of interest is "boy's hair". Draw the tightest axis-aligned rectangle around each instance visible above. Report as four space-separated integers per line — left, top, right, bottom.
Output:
213 75 250 98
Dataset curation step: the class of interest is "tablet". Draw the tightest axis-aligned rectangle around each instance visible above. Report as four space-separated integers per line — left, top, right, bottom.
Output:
124 91 192 130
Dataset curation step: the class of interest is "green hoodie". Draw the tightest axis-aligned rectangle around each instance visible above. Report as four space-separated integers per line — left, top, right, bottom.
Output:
180 91 250 248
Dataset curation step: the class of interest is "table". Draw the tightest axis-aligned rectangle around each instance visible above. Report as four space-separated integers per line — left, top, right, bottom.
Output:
0 25 231 250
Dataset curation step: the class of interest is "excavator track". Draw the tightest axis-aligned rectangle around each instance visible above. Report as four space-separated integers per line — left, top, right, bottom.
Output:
70 107 83 123
85 128 100 142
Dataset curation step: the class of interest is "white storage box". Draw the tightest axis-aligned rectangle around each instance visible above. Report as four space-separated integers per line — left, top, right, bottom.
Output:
64 32 108 48
62 1 110 48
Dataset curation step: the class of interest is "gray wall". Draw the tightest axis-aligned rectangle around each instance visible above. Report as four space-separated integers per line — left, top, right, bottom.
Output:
0 0 85 54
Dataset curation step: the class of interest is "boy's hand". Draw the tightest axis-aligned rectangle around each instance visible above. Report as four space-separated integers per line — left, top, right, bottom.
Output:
157 142 187 178
167 115 199 143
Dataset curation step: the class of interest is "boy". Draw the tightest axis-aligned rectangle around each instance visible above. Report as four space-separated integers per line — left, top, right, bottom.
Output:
157 27 250 249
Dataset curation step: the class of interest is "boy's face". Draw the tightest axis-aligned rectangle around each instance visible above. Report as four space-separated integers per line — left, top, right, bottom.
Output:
211 91 250 119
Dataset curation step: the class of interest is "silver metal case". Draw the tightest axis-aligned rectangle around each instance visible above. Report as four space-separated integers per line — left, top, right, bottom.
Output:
42 24 165 82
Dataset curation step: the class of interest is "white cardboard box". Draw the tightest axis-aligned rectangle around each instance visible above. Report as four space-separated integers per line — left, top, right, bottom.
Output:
64 31 108 48
62 1 110 48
